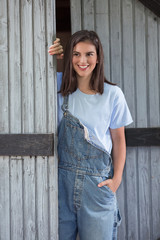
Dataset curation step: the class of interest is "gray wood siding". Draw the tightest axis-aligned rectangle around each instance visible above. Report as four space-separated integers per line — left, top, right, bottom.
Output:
71 0 160 240
0 0 58 240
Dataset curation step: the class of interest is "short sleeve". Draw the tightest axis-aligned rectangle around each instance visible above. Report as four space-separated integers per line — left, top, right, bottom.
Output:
110 87 133 129
57 72 63 91
57 72 63 125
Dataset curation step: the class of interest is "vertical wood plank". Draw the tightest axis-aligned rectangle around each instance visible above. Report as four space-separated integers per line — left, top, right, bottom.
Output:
36 156 49 239
0 157 10 240
95 0 111 80
8 0 23 239
82 0 95 30
122 1 138 239
10 158 23 239
23 157 36 240
151 147 160 240
135 2 151 240
147 9 160 240
0 1 10 239
109 0 122 86
0 0 9 133
33 0 49 239
46 0 58 239
8 0 21 133
34 0 47 134
21 2 36 239
21 0 34 134
70 0 82 33
109 1 126 239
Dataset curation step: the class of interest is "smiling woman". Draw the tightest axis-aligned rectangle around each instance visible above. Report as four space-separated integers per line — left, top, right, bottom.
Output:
48 30 133 240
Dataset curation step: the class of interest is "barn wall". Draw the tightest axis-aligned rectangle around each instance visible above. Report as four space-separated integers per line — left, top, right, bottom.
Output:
70 0 160 239
0 0 58 239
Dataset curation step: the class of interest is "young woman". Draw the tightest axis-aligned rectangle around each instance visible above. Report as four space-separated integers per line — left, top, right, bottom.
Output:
48 30 133 240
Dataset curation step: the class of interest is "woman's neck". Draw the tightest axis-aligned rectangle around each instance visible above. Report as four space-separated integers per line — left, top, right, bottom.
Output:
77 77 96 95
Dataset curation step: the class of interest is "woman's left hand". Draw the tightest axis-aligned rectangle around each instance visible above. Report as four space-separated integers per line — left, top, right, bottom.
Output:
48 38 64 59
98 177 122 193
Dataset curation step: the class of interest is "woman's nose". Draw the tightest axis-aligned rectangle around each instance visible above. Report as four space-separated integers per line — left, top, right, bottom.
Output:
79 55 87 63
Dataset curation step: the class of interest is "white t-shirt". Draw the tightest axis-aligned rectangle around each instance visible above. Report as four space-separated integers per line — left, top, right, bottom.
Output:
57 72 133 154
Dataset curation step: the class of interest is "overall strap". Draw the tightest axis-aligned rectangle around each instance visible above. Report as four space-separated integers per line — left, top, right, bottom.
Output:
61 95 69 112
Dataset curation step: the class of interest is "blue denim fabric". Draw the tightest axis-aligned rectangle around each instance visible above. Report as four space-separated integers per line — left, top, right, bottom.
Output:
58 96 121 240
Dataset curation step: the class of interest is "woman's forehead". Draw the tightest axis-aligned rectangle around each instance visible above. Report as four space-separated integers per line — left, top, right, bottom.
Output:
73 41 96 52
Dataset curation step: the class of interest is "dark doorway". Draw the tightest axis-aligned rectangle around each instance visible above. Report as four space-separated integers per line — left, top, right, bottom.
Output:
56 0 71 72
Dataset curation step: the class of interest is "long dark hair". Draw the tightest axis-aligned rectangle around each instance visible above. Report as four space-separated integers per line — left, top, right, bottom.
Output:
60 30 115 96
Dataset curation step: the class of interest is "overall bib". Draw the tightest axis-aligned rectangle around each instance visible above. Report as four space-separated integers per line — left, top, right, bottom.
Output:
58 95 121 240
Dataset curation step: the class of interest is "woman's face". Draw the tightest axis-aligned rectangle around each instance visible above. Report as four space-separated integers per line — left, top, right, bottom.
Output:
72 41 98 82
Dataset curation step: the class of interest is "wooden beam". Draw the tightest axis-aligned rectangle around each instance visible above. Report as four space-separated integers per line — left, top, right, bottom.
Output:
125 128 160 146
0 134 54 156
0 128 159 156
139 0 160 17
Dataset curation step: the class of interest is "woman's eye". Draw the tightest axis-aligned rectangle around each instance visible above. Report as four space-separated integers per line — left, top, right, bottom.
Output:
73 52 79 56
87 53 94 56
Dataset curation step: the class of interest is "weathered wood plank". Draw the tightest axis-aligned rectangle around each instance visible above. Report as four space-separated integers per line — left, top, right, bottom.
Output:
122 1 138 239
36 156 49 239
138 149 151 239
0 157 10 240
23 157 36 240
0 2 10 240
109 1 126 238
95 0 111 80
151 147 160 240
8 0 21 133
21 1 37 239
33 0 49 239
0 134 54 156
46 0 58 238
10 158 23 239
34 0 47 134
147 8 160 240
70 0 82 33
0 0 9 134
125 128 160 146
8 0 23 239
82 0 95 30
21 0 34 134
109 0 122 86
135 2 151 239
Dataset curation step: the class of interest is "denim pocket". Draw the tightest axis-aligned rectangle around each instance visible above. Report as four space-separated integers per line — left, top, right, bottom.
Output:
99 176 115 196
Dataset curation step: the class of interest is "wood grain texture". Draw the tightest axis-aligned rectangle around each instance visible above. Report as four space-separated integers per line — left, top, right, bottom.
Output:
95 0 110 80
0 0 58 239
46 0 58 238
0 134 54 156
0 157 10 240
125 128 160 146
70 0 82 33
82 0 95 30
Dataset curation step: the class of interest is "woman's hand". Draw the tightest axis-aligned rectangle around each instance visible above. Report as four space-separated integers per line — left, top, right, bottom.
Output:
48 38 64 59
98 177 122 193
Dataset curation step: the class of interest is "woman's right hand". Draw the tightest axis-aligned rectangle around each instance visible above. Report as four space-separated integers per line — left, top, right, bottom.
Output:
48 38 64 59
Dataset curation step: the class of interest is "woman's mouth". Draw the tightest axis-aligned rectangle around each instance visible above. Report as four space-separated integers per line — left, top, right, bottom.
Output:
78 65 89 70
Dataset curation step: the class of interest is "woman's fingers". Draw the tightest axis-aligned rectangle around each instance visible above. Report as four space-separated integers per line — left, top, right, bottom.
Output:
48 38 63 56
98 179 117 193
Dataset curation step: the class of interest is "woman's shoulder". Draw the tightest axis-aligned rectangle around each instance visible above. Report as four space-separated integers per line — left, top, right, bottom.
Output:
104 82 123 98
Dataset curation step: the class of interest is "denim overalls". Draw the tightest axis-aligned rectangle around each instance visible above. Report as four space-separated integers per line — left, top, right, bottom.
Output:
58 95 121 240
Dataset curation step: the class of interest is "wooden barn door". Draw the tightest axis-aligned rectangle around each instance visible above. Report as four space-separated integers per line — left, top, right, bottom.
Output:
70 1 160 240
0 0 58 239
